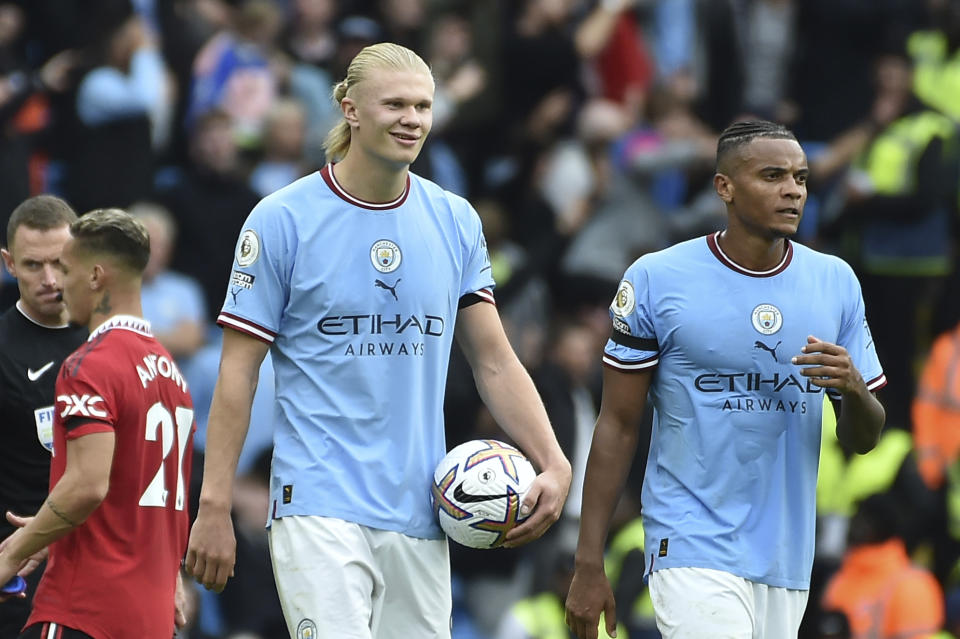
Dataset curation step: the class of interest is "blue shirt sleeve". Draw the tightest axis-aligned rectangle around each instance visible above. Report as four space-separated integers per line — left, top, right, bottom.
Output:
603 259 660 370
218 197 293 342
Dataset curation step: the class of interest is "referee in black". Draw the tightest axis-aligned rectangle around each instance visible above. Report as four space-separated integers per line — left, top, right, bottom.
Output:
0 196 87 635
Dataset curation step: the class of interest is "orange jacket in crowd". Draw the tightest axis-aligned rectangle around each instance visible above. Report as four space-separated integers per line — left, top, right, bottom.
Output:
914 323 960 490
823 538 944 639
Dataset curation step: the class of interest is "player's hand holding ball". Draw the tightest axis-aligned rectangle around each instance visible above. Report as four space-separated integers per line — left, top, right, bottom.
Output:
432 439 571 550
432 440 536 549
503 458 571 549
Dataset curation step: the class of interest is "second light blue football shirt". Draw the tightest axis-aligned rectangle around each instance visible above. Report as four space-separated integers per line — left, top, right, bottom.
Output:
604 233 885 589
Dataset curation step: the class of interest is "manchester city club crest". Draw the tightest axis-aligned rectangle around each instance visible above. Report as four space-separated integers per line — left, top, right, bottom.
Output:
236 229 260 267
370 239 402 273
297 619 317 639
611 280 636 318
751 303 783 335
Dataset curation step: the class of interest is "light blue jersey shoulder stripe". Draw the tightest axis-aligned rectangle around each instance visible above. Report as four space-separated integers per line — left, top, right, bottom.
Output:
603 352 658 370
218 311 277 343
471 288 496 305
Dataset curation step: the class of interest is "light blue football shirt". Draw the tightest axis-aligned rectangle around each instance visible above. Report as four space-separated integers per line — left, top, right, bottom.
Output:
218 165 494 539
604 233 885 589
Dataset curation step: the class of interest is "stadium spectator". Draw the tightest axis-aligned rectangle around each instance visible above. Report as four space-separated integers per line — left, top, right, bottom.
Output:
467 196 553 354
788 0 924 142
248 97 310 197
65 11 170 214
912 320 960 587
806 49 916 189
533 318 603 552
908 0 960 122
738 0 796 122
691 0 743 133
0 208 195 638
817 396 934 563
185 42 571 638
424 4 504 198
151 0 231 166
830 51 958 433
0 4 78 221
810 395 937 636
566 120 886 638
559 92 715 291
186 0 282 147
128 201 208 361
74 13 170 148
282 0 338 71
329 14 381 80
0 1 36 216
822 494 944 638
574 0 652 116
156 107 260 320
914 321 960 491
425 11 487 136
277 7 341 169
501 0 584 149
376 0 428 53
409 10 487 196
0 195 85 637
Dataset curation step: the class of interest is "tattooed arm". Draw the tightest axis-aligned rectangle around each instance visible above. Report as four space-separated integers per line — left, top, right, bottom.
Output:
0 432 115 588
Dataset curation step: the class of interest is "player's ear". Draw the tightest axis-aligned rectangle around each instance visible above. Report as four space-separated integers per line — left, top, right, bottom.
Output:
714 173 734 204
0 248 15 278
342 96 360 129
90 263 105 290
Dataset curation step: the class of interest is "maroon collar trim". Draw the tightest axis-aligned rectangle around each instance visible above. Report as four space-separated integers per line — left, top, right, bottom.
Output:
320 164 410 210
706 232 793 277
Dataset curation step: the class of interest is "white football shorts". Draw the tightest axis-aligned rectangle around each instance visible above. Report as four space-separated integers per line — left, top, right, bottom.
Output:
269 515 452 639
648 567 809 639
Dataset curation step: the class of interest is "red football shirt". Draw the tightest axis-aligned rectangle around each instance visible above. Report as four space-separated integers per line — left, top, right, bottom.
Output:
27 316 195 639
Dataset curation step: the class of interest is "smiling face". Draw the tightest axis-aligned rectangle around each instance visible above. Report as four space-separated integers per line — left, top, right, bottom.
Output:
1 225 71 325
715 137 808 240
342 67 434 170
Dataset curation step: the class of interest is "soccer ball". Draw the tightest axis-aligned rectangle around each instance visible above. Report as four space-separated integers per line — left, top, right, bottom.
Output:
432 439 537 549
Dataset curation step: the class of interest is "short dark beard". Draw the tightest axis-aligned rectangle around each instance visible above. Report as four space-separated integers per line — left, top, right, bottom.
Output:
92 289 112 316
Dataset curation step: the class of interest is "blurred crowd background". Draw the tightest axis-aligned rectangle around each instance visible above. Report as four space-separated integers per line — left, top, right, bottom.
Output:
3 0 960 637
